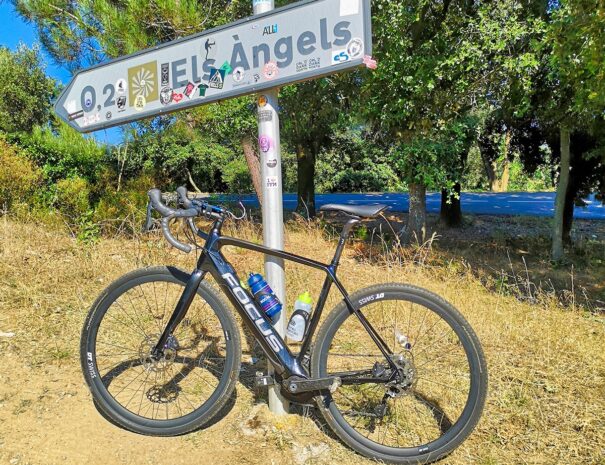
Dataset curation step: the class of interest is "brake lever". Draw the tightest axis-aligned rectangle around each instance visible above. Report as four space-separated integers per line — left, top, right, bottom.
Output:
143 201 154 232
176 185 193 208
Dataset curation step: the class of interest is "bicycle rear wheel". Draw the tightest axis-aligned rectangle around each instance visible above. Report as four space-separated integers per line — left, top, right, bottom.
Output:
80 266 241 435
311 283 487 464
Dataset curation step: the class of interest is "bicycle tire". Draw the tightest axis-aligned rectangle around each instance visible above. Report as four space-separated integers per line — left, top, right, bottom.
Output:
311 283 487 464
80 266 241 436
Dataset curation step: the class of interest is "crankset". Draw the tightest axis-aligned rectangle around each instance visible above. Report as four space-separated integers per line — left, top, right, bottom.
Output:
254 373 342 404
283 375 342 394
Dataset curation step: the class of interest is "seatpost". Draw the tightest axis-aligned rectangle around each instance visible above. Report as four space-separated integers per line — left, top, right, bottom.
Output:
331 217 360 268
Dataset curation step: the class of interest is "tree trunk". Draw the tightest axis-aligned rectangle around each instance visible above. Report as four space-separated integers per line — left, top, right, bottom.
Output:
480 131 511 192
562 183 575 245
480 150 510 192
116 144 127 192
552 126 571 261
440 182 462 227
186 168 203 194
498 131 512 192
494 157 510 192
296 144 316 217
479 147 497 191
407 183 427 242
562 156 580 245
241 137 262 206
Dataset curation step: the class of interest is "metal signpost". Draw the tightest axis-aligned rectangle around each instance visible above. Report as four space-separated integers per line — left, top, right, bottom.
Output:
55 0 372 415
252 0 288 415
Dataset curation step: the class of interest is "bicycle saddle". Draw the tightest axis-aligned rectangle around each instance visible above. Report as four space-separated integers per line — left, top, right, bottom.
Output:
319 203 389 218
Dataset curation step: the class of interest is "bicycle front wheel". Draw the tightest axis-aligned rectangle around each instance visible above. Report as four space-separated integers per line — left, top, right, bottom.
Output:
80 266 241 436
311 283 487 464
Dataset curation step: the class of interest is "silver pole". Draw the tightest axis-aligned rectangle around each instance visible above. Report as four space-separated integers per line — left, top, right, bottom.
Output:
253 0 289 415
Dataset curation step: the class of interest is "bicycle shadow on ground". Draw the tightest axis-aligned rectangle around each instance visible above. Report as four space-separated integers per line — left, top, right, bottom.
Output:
92 325 270 434
93 323 454 441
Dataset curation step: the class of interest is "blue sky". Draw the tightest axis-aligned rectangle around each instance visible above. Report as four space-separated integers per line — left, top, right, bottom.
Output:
0 2 122 145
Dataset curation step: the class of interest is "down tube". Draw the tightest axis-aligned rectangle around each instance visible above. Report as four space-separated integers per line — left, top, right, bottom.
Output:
204 251 308 378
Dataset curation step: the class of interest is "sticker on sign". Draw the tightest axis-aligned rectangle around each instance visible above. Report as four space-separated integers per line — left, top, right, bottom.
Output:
54 0 372 133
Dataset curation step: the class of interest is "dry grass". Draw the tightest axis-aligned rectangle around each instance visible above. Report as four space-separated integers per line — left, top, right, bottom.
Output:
0 215 604 465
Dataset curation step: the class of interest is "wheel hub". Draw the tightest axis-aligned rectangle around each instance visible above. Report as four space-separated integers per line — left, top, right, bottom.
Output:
386 353 416 398
139 334 179 373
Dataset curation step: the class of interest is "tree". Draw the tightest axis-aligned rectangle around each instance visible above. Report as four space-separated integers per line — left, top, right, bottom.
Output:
546 0 605 260
12 0 251 72
547 128 605 246
187 98 261 197
280 78 347 217
389 118 477 233
0 45 56 134
439 118 478 227
477 117 515 193
121 108 254 195
315 125 401 194
484 0 605 260
551 127 570 261
365 0 546 237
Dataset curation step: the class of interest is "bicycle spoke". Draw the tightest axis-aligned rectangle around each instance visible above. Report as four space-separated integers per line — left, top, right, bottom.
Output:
323 294 475 450
93 278 230 422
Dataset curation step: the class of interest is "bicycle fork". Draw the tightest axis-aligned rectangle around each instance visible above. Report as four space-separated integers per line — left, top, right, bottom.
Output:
151 268 206 359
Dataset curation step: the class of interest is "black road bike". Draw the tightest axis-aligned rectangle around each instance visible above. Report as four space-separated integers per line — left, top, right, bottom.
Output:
80 187 487 464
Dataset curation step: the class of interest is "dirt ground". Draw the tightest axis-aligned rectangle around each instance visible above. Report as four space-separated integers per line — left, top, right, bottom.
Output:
1 217 604 465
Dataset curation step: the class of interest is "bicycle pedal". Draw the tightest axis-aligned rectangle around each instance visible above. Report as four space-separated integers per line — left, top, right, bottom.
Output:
255 372 275 387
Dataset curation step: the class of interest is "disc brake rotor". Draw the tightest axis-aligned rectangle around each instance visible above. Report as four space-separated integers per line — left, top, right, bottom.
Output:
139 334 179 373
385 353 416 398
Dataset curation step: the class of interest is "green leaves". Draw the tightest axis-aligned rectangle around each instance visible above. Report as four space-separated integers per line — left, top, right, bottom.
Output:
15 121 105 183
11 0 253 69
548 0 605 122
0 45 56 134
390 117 478 189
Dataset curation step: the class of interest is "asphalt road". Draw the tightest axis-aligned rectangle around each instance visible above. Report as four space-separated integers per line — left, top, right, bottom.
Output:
224 192 604 220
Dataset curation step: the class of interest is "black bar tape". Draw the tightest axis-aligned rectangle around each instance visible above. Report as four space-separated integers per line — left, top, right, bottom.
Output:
176 186 193 208
161 217 192 253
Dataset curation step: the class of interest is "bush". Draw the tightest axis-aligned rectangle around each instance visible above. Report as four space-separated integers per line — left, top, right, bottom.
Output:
55 176 91 221
315 128 401 193
221 157 253 193
94 174 154 235
0 137 42 211
0 45 55 134
462 145 489 190
508 156 554 191
18 122 106 183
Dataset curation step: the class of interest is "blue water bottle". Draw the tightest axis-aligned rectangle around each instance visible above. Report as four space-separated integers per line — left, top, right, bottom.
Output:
247 273 282 321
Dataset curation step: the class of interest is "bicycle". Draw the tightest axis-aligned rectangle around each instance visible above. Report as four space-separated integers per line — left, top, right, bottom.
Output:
80 187 487 464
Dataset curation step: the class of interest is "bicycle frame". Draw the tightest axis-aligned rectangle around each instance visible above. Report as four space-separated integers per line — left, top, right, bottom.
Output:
153 217 397 382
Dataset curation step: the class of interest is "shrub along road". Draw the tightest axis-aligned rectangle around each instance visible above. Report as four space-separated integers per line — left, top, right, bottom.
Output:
227 192 605 220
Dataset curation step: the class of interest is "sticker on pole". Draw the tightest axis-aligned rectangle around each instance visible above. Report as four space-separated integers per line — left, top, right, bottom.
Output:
266 176 279 188
54 0 373 133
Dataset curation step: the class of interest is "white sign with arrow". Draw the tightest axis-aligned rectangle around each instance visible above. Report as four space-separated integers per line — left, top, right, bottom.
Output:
54 0 372 133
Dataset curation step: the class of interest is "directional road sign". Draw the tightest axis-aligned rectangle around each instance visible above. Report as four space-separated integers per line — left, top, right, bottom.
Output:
54 0 372 132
